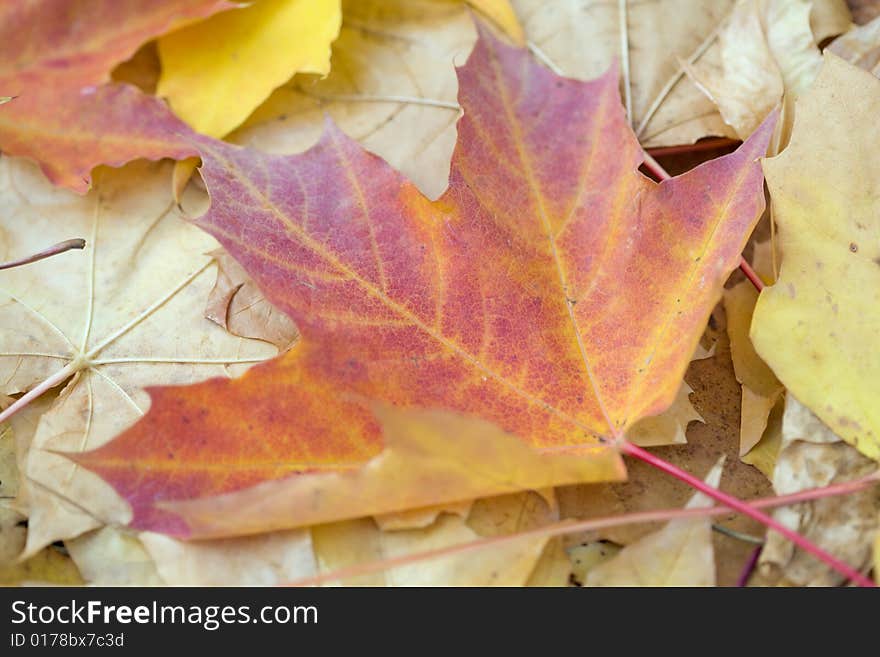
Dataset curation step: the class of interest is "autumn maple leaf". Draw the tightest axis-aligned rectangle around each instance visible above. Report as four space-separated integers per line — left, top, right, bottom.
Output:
73 28 774 538
0 0 226 191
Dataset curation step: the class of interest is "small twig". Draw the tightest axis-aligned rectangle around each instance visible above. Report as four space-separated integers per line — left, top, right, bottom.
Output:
712 523 765 545
0 362 79 425
737 545 763 587
0 238 86 271
621 442 875 587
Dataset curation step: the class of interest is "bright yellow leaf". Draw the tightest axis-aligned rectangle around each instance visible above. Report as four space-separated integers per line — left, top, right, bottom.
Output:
157 0 342 137
466 0 524 44
752 53 880 461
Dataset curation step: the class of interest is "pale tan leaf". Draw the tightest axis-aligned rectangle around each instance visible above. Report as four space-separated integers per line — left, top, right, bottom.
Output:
0 157 277 553
512 0 737 146
585 457 724 586
66 527 161 585
759 397 879 586
140 530 317 586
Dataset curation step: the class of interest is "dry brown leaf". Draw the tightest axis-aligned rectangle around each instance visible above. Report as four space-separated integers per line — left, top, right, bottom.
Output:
585 458 724 586
759 396 879 586
0 157 277 555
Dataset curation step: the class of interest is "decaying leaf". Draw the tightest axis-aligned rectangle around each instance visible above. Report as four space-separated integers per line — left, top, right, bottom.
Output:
74 30 773 539
585 457 724 586
751 54 880 461
0 158 277 554
759 397 878 586
0 0 226 191
157 0 342 138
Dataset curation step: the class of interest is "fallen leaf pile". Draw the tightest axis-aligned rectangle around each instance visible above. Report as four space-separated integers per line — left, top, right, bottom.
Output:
0 0 878 587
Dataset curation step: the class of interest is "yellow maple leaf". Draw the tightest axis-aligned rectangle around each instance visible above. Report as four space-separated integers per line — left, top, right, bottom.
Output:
752 53 880 461
157 0 343 137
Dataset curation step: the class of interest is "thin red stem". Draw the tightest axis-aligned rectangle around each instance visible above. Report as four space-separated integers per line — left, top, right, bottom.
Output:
620 442 875 587
641 152 763 292
736 545 763 587
284 471 878 587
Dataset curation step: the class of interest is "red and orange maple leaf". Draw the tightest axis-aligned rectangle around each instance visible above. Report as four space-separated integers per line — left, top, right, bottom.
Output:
0 0 229 191
74 30 774 537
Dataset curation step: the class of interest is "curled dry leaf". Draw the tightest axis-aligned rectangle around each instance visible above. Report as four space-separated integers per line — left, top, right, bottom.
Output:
686 0 823 140
0 158 277 554
511 0 737 146
751 54 880 461
758 397 879 586
829 14 880 75
0 0 226 191
205 250 299 350
585 457 724 586
75 30 773 539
